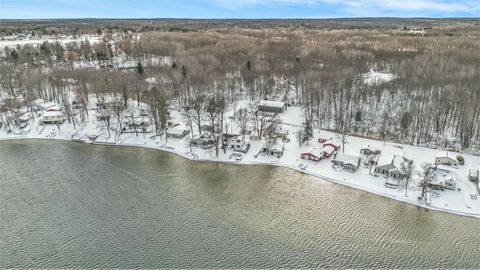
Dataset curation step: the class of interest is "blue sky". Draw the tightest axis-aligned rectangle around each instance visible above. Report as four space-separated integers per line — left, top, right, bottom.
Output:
0 0 479 19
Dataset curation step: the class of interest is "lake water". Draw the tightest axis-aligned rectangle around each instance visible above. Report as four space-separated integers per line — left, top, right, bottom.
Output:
1 140 479 268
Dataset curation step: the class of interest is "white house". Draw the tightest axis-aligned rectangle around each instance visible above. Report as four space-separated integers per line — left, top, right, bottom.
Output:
223 133 250 153
374 154 413 179
435 151 458 166
166 125 189 138
39 110 66 124
332 153 361 172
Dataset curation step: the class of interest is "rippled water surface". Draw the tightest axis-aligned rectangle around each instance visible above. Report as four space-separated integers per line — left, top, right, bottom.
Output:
1 140 479 268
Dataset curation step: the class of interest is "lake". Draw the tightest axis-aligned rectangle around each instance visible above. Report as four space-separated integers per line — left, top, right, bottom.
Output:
1 140 479 268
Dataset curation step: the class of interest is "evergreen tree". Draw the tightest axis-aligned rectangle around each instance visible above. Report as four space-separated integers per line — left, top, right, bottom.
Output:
303 119 313 144
136 61 144 75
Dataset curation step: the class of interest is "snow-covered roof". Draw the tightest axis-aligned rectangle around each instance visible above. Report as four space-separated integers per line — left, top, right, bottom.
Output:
42 110 64 117
322 145 336 155
258 100 286 109
436 151 455 159
16 113 31 121
302 147 319 155
334 153 361 165
324 140 341 147
167 126 189 135
42 101 59 109
269 142 284 152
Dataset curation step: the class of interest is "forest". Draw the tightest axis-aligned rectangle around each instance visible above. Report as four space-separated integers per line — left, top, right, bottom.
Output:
0 19 479 152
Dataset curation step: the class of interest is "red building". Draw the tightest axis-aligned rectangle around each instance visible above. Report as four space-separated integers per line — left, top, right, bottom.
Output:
321 145 337 159
301 148 321 162
323 140 341 151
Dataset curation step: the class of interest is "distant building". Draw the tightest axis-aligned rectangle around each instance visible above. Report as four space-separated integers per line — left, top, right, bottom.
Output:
332 153 361 172
435 151 458 166
257 100 287 113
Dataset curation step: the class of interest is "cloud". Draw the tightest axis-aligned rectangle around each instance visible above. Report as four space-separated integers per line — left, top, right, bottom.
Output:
212 0 479 15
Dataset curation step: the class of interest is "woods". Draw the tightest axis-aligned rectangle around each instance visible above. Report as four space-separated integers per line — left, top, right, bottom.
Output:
0 19 479 152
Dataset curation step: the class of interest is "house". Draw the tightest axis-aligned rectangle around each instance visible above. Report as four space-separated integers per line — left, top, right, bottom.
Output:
39 110 66 124
223 133 250 153
301 148 321 162
332 153 361 172
469 168 479 184
262 142 284 157
191 134 215 147
374 155 413 179
318 137 330 143
435 151 458 166
323 140 341 151
257 100 287 113
360 146 381 155
15 113 32 128
428 167 457 191
166 126 189 138
321 145 337 159
40 101 61 111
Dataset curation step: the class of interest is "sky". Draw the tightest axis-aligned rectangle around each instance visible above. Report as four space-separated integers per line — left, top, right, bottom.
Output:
0 0 479 19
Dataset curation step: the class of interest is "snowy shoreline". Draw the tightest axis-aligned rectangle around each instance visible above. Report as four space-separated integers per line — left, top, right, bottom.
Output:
2 136 479 219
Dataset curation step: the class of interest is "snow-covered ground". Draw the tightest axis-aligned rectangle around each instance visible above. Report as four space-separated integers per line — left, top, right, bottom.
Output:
0 35 101 49
362 70 395 85
1 100 479 219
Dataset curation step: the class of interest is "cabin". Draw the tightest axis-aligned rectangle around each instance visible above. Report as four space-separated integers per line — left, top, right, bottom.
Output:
191 134 215 147
223 133 250 153
332 153 361 172
469 168 479 184
301 148 321 162
321 145 336 159
257 100 287 113
374 155 413 179
435 151 458 166
39 110 66 124
166 126 189 138
360 146 381 155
